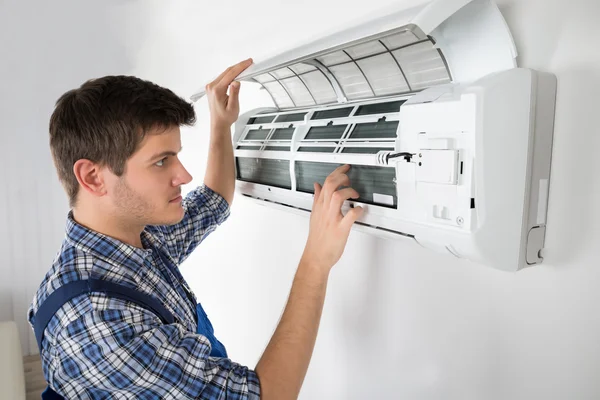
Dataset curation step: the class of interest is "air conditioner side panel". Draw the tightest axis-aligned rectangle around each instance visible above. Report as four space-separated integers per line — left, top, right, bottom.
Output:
462 68 543 271
523 71 557 265
404 69 555 271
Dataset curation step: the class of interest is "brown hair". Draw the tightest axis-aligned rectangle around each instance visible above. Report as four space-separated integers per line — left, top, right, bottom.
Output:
49 75 196 207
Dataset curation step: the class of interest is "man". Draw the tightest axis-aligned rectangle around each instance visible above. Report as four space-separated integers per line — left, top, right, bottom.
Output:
27 59 364 399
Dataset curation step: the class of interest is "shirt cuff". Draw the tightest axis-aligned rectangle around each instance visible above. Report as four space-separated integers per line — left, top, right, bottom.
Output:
196 185 231 225
246 369 262 400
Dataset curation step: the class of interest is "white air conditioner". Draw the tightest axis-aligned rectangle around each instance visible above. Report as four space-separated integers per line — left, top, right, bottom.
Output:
191 0 557 272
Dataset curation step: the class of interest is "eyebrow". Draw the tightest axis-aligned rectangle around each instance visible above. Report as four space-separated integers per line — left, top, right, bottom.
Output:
148 147 183 162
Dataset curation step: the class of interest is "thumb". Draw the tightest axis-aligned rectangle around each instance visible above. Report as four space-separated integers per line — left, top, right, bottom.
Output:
341 206 363 232
227 81 241 110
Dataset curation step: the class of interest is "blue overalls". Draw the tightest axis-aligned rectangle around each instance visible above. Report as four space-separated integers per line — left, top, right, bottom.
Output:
32 277 227 399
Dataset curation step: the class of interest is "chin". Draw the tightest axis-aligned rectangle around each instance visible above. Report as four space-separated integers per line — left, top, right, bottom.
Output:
166 211 185 225
151 208 185 226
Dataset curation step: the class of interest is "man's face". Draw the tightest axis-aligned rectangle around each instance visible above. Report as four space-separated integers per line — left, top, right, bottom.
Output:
104 125 192 227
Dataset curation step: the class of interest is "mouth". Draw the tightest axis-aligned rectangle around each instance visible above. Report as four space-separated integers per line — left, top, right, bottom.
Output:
169 195 182 203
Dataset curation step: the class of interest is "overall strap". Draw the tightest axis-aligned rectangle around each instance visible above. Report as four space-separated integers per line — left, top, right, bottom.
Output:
33 278 175 351
34 278 177 399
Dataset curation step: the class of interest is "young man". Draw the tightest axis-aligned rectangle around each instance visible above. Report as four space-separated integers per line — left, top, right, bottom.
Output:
27 59 363 399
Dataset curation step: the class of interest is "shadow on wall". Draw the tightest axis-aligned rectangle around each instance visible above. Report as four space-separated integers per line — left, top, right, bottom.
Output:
543 67 600 266
498 0 569 70
498 0 600 266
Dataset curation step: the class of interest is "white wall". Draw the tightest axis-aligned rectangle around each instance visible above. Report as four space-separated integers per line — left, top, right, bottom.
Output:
2 0 600 398
0 0 160 356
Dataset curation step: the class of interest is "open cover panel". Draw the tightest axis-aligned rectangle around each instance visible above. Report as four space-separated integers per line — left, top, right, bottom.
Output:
246 33 450 108
191 0 556 272
192 0 517 106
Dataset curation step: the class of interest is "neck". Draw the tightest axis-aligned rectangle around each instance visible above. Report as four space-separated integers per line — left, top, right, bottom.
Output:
72 203 145 248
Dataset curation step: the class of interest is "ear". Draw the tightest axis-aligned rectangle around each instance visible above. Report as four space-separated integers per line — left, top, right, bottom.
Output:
73 159 107 197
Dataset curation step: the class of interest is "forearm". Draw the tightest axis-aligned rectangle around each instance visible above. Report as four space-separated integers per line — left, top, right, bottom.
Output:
204 122 235 205
255 259 329 400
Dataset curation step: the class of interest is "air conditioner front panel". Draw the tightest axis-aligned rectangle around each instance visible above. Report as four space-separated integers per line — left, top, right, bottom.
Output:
231 68 555 271
192 0 555 271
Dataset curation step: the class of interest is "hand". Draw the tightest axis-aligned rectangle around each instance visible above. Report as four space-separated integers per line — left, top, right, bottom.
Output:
301 165 364 272
205 58 253 128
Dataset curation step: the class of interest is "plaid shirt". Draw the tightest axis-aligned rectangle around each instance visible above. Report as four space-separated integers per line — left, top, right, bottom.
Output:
27 185 261 399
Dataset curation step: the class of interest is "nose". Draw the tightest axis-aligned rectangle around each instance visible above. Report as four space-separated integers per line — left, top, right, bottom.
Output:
172 159 193 186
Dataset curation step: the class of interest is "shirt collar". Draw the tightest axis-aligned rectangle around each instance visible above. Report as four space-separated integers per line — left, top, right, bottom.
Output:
65 210 154 270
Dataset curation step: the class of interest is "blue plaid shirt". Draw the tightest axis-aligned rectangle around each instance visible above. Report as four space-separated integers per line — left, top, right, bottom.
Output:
27 185 261 399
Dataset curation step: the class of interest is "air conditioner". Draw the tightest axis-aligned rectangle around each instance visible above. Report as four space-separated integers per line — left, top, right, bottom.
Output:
191 0 557 272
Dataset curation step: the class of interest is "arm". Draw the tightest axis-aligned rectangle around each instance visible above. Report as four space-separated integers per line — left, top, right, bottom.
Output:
148 184 230 264
191 61 362 398
204 122 235 205
203 58 253 205
255 165 364 400
149 59 253 261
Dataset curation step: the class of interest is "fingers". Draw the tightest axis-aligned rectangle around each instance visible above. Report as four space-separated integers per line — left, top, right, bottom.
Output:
330 187 359 213
324 164 350 185
207 58 253 92
204 59 252 126
322 169 351 202
332 164 350 175
214 58 252 84
226 81 241 112
341 206 364 231
209 67 232 89
313 182 322 206
221 58 253 85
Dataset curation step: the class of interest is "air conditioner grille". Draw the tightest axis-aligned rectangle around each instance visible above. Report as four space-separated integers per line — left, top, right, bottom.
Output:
296 161 397 208
237 158 291 189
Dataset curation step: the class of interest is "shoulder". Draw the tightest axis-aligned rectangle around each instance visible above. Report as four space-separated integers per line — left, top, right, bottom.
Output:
29 240 95 320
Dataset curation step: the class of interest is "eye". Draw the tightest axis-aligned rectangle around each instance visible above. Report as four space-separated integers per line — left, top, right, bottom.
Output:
155 157 167 167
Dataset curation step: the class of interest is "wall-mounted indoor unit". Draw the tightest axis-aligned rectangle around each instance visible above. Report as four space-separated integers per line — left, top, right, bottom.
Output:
191 0 557 272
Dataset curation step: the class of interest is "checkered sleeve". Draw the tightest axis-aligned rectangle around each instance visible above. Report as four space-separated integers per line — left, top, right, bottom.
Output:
49 305 260 399
149 185 231 264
